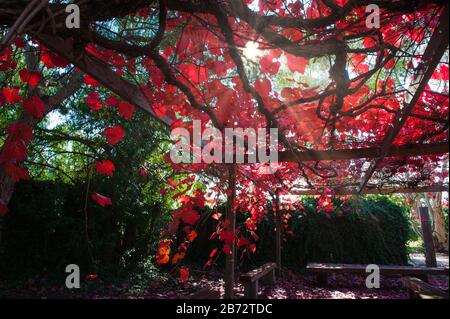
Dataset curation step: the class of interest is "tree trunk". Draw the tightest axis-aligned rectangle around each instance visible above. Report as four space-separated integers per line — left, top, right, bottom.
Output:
409 195 422 239
426 193 448 252
224 164 236 299
274 192 282 275
419 206 437 267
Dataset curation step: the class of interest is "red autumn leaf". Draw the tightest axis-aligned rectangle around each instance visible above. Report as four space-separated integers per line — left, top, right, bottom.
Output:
19 69 43 88
385 77 395 89
167 178 178 188
181 209 200 225
0 200 8 217
3 162 30 182
186 229 197 242
83 74 101 87
384 58 395 69
156 254 170 265
238 237 250 247
210 248 219 258
41 52 69 68
86 92 102 111
247 244 257 253
286 54 308 74
1 140 27 162
363 37 377 48
206 59 228 77
118 101 136 120
91 193 112 207
95 160 115 177
7 123 34 143
23 95 46 119
179 267 189 283
222 244 231 255
156 239 172 265
352 53 369 74
254 77 272 97
219 230 235 244
2 87 21 104
245 218 257 231
105 96 118 107
140 167 150 177
172 252 186 264
432 65 449 81
104 125 125 145
13 37 25 48
259 54 280 75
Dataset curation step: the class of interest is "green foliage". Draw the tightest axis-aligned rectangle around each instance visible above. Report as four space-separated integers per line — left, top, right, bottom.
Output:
249 196 410 270
0 178 170 280
0 104 178 279
0 181 85 278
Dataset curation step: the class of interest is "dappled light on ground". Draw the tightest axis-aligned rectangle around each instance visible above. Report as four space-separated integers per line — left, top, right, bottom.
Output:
2 270 448 299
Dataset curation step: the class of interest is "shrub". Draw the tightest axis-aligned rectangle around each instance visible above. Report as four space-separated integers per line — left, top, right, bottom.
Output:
0 180 169 280
251 196 410 270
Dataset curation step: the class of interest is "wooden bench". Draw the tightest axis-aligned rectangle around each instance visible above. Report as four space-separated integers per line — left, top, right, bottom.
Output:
307 263 449 287
240 262 277 299
187 287 221 299
401 277 449 299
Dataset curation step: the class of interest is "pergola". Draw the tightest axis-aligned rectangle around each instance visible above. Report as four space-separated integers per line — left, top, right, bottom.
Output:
1 0 449 298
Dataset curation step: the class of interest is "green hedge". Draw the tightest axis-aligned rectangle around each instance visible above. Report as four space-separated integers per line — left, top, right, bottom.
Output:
0 181 86 278
251 196 410 269
1 182 410 278
0 180 168 279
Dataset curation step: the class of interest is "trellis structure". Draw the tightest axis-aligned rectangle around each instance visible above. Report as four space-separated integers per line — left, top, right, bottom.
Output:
1 0 449 299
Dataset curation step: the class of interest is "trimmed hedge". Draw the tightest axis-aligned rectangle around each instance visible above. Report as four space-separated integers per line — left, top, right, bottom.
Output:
252 196 410 269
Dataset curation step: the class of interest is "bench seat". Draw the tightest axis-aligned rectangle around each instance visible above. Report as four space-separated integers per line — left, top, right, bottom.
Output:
401 277 449 299
240 262 277 299
307 262 449 286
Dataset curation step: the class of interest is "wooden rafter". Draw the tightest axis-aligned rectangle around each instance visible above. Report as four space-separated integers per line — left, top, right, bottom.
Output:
278 142 448 163
358 4 449 193
291 184 448 195
33 34 173 128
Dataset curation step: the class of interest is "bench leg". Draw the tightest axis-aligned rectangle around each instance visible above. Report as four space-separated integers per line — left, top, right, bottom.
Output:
416 275 429 283
244 281 258 299
262 269 276 285
317 273 329 287
407 288 419 299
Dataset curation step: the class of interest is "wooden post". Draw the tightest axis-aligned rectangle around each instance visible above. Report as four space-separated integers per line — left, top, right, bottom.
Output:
317 273 329 287
419 206 437 268
244 281 258 299
224 165 236 299
274 192 282 275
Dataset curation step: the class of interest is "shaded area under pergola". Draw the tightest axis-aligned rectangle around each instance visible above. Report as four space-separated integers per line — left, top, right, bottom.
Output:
3 0 447 299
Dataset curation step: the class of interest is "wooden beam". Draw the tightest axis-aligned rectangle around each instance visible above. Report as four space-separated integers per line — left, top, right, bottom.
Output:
278 142 448 162
274 192 282 274
291 184 448 195
224 164 237 299
358 4 449 193
33 34 173 128
33 36 448 165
